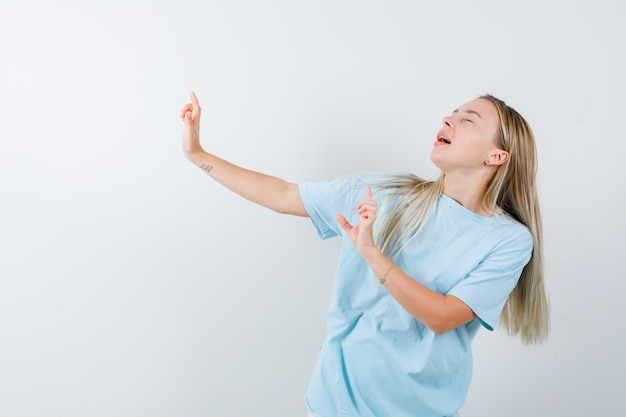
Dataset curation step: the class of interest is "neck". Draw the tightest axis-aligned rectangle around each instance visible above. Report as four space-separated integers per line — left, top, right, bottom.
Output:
441 171 493 216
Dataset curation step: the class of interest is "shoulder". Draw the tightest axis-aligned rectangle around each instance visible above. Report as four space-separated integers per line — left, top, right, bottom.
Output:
484 216 534 265
495 215 533 243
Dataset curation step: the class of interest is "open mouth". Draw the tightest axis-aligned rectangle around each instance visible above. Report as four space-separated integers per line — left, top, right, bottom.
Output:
438 135 451 144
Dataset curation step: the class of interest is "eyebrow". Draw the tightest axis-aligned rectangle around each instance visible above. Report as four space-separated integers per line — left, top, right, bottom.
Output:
452 109 483 120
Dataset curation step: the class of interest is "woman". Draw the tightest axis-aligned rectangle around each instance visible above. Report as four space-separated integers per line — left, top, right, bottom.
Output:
179 92 549 417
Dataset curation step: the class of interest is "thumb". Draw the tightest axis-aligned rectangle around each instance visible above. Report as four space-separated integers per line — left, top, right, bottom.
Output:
182 111 194 126
336 214 353 232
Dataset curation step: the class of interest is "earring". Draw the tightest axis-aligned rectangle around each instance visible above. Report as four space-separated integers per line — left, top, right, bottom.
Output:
484 160 490 165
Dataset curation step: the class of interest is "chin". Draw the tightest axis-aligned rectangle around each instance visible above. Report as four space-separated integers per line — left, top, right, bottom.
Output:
429 152 442 169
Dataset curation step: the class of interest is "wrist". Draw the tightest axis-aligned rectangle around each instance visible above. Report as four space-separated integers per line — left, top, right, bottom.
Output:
361 245 383 263
361 247 394 285
185 149 209 165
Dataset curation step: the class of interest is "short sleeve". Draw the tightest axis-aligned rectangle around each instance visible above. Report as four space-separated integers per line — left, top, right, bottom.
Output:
447 226 533 331
298 177 361 240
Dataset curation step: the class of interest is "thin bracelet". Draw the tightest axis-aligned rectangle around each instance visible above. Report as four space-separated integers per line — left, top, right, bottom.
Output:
380 264 394 285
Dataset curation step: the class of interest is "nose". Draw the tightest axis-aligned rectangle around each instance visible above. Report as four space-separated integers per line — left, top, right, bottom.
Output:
442 115 454 128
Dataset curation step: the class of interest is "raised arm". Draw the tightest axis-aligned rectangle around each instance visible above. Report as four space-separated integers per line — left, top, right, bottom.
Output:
180 92 308 217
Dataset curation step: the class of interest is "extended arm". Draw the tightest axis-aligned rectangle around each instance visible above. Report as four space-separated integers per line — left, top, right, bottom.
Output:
180 92 307 217
337 187 476 334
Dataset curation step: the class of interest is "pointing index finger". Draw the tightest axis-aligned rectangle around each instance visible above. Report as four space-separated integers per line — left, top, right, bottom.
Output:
190 91 200 111
365 186 372 200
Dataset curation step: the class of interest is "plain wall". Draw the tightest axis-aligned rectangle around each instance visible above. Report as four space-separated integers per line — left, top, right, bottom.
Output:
1 0 624 416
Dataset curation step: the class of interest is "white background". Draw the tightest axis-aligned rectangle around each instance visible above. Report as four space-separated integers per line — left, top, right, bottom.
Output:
1 1 624 416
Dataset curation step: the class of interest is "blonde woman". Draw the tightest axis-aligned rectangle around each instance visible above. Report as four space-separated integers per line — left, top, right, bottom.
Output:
180 92 549 417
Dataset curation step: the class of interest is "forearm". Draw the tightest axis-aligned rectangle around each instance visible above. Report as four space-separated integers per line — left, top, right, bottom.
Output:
180 92 307 217
186 150 307 216
363 249 476 334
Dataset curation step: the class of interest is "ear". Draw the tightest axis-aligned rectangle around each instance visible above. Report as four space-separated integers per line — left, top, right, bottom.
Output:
486 150 509 166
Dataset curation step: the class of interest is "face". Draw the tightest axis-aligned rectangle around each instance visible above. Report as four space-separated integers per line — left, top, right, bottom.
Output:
430 99 504 172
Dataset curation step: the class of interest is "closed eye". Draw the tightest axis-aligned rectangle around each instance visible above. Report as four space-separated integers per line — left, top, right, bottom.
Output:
453 108 483 122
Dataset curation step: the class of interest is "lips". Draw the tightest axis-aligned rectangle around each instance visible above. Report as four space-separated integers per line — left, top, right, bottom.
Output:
435 130 451 145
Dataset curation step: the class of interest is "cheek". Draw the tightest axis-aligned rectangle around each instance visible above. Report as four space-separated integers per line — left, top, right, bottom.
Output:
462 139 494 163
469 135 497 153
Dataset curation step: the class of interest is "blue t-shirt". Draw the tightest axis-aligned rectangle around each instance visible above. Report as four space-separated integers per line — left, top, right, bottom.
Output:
299 173 532 417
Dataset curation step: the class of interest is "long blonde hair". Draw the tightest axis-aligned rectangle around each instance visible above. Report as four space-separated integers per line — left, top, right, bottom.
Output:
376 94 549 344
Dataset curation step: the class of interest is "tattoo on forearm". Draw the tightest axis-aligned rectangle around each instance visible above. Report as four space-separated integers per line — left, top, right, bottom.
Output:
199 164 213 174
